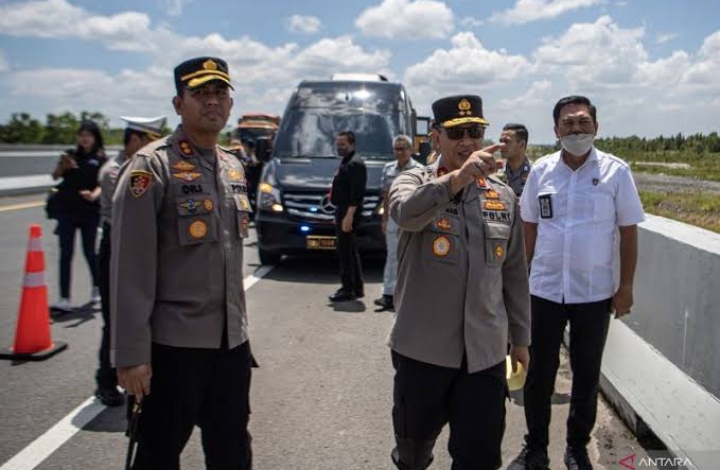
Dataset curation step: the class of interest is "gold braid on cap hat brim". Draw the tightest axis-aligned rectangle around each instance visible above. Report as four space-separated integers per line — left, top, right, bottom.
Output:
441 116 490 127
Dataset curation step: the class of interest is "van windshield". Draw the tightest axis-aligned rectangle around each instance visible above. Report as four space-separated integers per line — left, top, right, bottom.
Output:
273 83 406 160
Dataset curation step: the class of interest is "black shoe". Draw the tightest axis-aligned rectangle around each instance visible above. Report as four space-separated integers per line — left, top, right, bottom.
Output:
565 446 593 470
95 387 124 407
374 295 394 310
354 290 364 299
507 443 550 470
329 289 356 302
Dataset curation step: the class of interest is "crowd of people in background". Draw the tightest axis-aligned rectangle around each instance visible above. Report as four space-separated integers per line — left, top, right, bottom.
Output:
46 53 644 470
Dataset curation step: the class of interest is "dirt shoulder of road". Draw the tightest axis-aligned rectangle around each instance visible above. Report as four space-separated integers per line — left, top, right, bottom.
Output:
635 173 720 234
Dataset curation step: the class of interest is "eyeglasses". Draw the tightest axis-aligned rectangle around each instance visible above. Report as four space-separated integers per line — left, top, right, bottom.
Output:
443 126 484 140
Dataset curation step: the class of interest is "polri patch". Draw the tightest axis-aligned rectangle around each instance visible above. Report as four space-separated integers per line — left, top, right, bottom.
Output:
129 170 153 198
432 235 451 257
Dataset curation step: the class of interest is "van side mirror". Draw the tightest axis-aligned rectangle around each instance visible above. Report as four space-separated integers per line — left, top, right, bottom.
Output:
255 138 271 162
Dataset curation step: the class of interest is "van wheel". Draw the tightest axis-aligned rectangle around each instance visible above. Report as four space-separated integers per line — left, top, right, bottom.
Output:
258 248 281 265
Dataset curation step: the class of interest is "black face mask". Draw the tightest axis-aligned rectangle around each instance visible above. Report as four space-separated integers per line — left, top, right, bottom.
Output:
336 148 348 157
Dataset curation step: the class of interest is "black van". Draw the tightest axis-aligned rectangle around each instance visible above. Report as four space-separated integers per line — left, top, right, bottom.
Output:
254 75 424 264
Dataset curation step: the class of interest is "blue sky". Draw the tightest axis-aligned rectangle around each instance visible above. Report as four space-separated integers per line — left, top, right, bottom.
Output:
0 0 719 143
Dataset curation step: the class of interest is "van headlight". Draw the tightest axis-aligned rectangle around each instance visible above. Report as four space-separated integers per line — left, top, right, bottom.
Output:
259 182 283 212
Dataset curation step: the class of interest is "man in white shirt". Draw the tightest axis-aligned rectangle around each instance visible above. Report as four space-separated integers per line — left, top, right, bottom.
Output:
374 135 421 311
510 96 645 470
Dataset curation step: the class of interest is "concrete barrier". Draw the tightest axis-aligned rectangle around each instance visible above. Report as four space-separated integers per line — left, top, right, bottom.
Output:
598 214 720 469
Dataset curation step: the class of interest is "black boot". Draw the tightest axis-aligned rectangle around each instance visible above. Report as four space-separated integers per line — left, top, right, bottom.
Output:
391 438 435 470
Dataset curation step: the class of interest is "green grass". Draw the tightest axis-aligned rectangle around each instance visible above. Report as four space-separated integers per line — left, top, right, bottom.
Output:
640 190 720 233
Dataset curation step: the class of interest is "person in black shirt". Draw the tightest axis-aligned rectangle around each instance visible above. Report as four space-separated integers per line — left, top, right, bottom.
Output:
329 131 367 302
50 120 106 313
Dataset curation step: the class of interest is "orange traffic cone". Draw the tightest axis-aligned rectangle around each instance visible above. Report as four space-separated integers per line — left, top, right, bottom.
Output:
0 224 67 361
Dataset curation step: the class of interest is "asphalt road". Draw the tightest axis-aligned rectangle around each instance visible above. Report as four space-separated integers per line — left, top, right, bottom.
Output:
0 194 654 470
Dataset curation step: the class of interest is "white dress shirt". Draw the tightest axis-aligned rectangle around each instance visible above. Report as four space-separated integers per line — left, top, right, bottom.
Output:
520 148 645 304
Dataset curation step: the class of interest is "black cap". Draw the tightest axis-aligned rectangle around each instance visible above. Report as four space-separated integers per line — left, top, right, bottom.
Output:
174 57 233 94
432 95 489 128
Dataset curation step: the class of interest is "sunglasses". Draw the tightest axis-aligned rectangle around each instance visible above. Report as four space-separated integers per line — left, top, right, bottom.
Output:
443 126 484 140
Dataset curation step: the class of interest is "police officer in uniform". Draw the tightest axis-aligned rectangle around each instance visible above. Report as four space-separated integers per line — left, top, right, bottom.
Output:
95 115 166 407
387 95 531 470
499 123 532 197
111 57 254 469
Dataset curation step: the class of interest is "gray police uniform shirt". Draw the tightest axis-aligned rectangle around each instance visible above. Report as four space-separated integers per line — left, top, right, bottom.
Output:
98 152 123 226
388 159 531 373
504 157 532 197
110 126 252 368
381 157 421 232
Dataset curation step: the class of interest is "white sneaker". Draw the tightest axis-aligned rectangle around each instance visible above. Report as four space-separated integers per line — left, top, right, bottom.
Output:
90 287 101 304
51 298 72 312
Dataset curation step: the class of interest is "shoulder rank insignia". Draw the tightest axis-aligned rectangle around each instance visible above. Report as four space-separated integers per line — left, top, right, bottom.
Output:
188 220 208 239
485 190 500 199
173 171 202 182
437 166 449 177
173 160 197 171
227 168 245 182
476 177 487 188
432 235 451 257
436 218 452 231
484 200 506 211
178 140 194 157
129 170 152 198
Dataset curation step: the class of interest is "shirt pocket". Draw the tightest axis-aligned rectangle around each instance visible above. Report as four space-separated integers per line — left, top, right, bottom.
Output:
176 196 218 246
422 214 461 264
233 194 251 239
484 222 511 267
593 190 615 223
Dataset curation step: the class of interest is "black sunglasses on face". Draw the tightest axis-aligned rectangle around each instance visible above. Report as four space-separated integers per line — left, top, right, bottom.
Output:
443 126 484 140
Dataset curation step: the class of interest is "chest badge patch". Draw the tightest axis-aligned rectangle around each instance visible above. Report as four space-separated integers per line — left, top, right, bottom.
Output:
484 200 506 211
476 177 487 189
179 199 199 214
432 235 452 257
178 140 194 157
436 218 452 231
227 168 245 182
173 171 202 182
173 160 197 172
129 170 153 198
494 244 505 259
203 198 214 212
188 220 208 239
485 190 500 199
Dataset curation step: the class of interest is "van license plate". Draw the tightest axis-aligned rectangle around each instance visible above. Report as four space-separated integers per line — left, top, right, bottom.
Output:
306 235 337 250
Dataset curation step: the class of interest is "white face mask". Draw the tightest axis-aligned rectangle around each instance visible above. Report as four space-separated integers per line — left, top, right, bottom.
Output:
560 133 595 157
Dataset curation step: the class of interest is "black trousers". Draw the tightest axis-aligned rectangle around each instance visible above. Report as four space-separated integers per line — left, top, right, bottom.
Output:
133 342 253 470
524 295 611 450
56 210 100 298
392 351 507 470
335 223 364 294
96 222 115 390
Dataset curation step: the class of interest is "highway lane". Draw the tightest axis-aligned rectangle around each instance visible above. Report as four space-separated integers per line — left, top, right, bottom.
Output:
0 195 654 469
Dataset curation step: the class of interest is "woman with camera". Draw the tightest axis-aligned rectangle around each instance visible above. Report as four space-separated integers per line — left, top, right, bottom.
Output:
49 120 106 312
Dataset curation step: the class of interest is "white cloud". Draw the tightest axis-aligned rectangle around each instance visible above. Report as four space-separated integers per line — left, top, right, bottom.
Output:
160 0 192 17
615 1 627 6
489 0 606 26
656 33 678 45
356 0 453 40
0 0 154 51
499 80 553 108
287 14 322 34
534 16 647 84
460 16 484 28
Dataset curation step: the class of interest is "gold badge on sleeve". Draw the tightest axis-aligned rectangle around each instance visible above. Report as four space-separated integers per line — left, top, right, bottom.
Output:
129 170 153 198
432 235 451 257
188 220 208 239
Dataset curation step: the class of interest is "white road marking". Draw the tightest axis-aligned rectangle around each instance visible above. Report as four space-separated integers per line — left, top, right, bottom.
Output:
0 265 275 470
